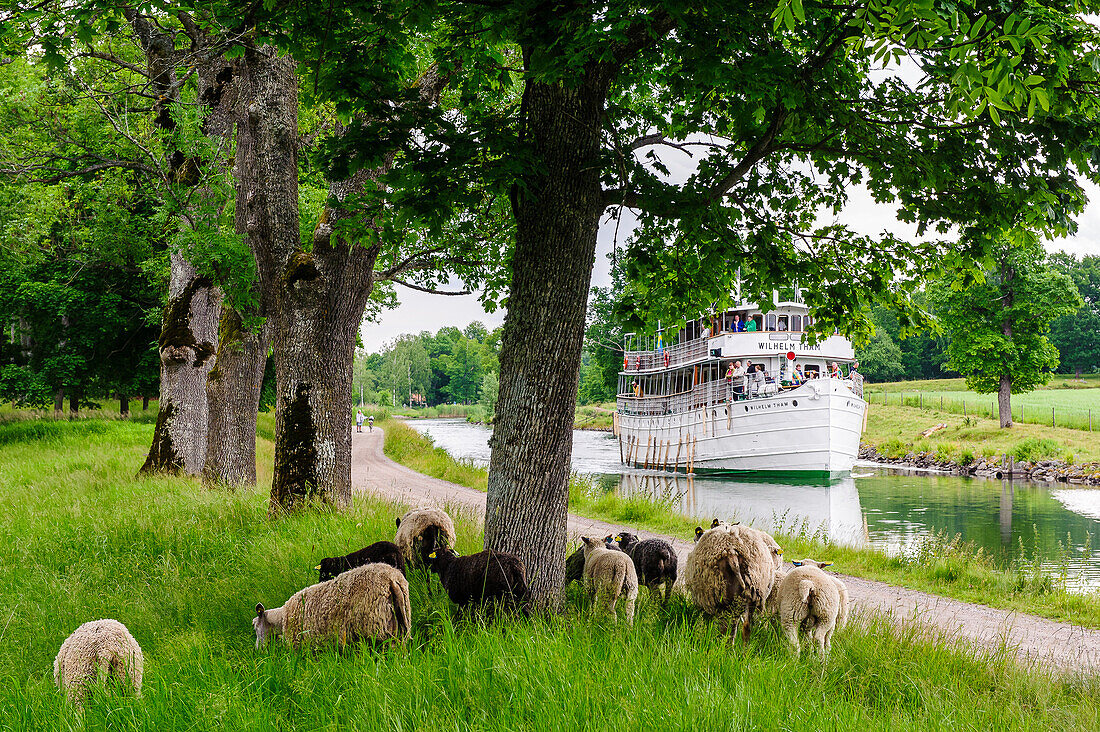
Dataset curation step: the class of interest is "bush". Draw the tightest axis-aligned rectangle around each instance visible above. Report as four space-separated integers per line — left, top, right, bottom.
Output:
956 448 975 465
1012 437 1062 462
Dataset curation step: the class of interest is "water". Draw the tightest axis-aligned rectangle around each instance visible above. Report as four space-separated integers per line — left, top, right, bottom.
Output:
405 418 1100 591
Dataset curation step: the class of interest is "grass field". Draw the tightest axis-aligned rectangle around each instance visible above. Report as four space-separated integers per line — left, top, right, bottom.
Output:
864 378 1100 431
3 418 1100 729
863 403 1100 464
381 418 1100 628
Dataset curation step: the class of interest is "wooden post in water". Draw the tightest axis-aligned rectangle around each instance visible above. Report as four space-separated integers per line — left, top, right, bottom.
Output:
675 437 683 472
644 435 652 469
618 432 624 464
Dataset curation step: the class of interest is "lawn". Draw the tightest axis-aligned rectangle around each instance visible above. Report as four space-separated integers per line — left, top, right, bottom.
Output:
3 418 1100 730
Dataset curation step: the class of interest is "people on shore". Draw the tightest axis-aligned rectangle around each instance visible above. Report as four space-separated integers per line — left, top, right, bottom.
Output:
356 410 365 433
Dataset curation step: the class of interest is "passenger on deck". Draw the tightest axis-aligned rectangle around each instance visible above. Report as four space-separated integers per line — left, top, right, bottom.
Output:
728 361 747 401
829 361 841 378
732 314 745 332
793 364 805 385
700 324 711 339
745 318 757 332
751 364 765 396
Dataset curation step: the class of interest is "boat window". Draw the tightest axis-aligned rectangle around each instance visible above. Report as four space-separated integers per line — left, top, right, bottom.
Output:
765 313 776 331
804 315 812 329
791 314 802 331
777 315 788 331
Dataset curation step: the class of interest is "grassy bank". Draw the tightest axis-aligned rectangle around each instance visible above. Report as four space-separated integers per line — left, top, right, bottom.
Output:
863 403 1100 464
381 418 1100 628
3 418 1100 729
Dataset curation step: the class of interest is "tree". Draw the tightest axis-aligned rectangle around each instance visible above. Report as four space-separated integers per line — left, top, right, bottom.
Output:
577 287 624 405
855 329 905 384
1049 254 1100 376
934 234 1081 428
332 0 1100 606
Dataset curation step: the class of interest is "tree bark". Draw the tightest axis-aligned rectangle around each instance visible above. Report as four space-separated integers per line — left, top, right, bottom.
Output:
142 395 150 411
53 387 64 416
998 373 1013 428
120 393 130 418
141 254 221 475
203 308 269 487
484 69 609 608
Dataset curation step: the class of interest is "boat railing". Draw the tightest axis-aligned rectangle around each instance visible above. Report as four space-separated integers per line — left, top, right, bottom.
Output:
624 338 709 371
617 376 863 416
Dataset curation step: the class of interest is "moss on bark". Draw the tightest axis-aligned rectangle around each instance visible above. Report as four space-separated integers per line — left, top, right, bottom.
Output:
139 402 182 475
271 383 320 511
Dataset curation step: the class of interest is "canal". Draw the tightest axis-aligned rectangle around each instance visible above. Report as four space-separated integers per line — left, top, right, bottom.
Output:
406 418 1100 590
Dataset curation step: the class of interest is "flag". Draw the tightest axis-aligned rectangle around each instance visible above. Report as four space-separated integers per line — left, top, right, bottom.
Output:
656 331 664 355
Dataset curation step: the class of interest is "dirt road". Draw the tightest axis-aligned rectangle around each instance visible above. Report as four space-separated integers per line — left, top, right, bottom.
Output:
352 427 1100 673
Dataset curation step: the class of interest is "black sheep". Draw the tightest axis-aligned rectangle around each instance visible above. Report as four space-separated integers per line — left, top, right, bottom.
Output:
426 548 530 614
316 541 406 582
614 531 678 602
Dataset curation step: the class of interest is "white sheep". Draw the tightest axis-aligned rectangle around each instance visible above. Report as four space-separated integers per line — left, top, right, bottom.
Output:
394 507 457 567
684 524 783 641
766 558 849 657
253 562 411 650
54 619 143 705
581 536 639 623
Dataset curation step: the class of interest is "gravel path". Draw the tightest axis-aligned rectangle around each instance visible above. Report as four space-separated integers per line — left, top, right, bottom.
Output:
352 427 1100 673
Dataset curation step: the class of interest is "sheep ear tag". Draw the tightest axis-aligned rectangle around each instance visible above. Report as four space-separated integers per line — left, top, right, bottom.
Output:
792 561 803 567
428 551 437 559
822 562 833 568
614 535 621 542
314 564 321 570
694 527 703 538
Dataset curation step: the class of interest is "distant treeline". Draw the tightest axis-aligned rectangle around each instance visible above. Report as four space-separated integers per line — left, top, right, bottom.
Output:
355 323 501 409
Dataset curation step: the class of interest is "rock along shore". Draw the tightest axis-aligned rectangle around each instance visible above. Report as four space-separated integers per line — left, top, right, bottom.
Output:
859 444 1100 486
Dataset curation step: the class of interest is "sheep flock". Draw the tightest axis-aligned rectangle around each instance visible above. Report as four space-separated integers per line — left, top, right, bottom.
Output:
56 505 851 706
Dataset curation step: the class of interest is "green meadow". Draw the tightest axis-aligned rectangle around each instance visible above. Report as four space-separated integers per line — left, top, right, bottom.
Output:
2 418 1099 730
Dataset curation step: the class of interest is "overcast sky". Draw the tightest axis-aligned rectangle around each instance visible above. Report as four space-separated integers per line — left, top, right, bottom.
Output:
361 165 1100 354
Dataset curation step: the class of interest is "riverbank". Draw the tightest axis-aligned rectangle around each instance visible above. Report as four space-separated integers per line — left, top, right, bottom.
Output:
381 418 1100 628
7 420 1100 727
861 403 1100 480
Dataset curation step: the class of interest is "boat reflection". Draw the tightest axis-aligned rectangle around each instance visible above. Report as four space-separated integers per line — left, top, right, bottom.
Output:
608 472 868 547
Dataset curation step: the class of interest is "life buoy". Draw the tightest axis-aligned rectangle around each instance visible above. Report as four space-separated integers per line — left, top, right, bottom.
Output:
664 352 670 368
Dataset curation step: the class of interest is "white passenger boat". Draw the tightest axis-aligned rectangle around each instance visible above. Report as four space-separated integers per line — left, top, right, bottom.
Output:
615 293 867 479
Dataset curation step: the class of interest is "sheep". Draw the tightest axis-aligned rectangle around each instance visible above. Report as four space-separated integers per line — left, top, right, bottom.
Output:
580 536 639 623
253 562 411 650
693 518 740 541
316 540 405 582
54 619 143 705
766 558 849 657
684 523 783 641
425 547 530 614
566 536 619 585
394 507 457 567
613 531 678 603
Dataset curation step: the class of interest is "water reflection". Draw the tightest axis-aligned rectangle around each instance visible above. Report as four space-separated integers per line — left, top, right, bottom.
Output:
405 418 1100 590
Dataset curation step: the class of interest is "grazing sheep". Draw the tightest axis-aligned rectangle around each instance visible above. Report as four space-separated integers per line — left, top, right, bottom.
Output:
394 507 457 567
766 559 849 657
254 562 410 650
54 619 143 705
316 540 405 582
694 518 739 542
566 537 620 585
425 548 530 613
614 531 678 603
580 536 639 623
684 524 783 641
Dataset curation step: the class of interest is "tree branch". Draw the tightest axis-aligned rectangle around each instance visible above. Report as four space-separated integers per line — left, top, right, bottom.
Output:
390 278 472 296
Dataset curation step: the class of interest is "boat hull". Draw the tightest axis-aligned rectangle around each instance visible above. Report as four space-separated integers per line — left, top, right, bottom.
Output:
617 379 866 478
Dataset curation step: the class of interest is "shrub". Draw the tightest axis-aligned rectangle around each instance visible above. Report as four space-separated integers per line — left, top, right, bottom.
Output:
1012 438 1062 462
933 442 957 461
956 448 976 465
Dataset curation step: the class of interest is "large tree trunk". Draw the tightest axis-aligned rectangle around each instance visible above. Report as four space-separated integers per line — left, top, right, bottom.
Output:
53 387 64 416
68 385 81 418
141 255 221 475
203 309 270 487
120 393 130 418
236 44 393 511
484 71 608 608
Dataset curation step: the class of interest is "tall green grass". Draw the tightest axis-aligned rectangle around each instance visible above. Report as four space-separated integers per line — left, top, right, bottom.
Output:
2 419 1099 729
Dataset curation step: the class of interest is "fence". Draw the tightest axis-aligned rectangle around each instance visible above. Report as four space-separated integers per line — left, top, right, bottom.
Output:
874 391 1095 432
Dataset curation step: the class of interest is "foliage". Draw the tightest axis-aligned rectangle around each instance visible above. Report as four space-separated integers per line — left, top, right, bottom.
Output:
1050 253 1100 375
1011 437 1063 462
933 234 1081 399
577 287 624 405
356 324 501 408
